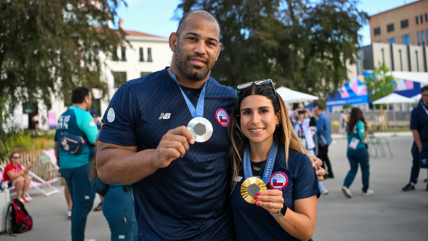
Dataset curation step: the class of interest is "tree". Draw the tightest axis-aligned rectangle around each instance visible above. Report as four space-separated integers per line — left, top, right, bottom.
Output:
176 0 368 100
0 97 21 163
365 61 396 106
0 0 127 108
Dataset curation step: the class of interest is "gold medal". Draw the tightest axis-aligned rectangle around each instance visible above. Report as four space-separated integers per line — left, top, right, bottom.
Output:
241 177 267 204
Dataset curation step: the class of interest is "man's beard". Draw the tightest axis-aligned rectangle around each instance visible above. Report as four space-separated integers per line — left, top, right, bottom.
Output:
175 43 215 82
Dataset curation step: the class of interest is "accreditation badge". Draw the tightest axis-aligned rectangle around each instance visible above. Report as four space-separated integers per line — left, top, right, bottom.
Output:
241 177 267 204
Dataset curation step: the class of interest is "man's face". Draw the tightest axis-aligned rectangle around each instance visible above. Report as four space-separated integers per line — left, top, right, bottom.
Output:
173 16 221 82
422 90 428 107
314 106 321 117
85 92 92 111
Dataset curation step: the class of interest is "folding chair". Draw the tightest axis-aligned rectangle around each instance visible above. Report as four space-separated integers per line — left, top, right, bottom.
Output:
367 132 393 158
28 171 59 197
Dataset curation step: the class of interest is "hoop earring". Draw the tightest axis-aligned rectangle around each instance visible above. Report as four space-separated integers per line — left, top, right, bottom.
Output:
276 123 279 127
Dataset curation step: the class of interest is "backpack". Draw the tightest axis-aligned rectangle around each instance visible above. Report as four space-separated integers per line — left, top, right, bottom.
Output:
5 199 33 234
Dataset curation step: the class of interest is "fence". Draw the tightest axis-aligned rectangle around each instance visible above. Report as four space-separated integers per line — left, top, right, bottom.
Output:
1 150 57 181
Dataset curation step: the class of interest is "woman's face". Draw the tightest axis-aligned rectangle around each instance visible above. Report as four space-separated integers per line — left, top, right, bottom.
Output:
11 153 20 165
239 95 280 145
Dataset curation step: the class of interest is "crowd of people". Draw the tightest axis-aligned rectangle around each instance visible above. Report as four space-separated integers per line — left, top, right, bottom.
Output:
0 9 427 241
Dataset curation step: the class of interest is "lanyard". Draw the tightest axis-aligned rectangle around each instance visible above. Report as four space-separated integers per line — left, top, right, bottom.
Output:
421 103 428 115
15 164 20 174
170 69 208 118
243 141 278 184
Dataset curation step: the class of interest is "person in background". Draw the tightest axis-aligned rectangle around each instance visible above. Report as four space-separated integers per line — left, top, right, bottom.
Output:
314 103 334 179
2 152 32 203
89 109 104 211
402 85 428 192
339 110 346 135
293 108 329 195
32 114 40 129
55 86 98 241
341 107 373 198
91 123 137 241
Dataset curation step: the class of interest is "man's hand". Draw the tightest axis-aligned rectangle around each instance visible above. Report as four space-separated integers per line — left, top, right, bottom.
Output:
152 126 195 169
311 156 325 181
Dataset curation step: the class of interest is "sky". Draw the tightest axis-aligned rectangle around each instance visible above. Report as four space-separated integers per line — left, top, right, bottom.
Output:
116 0 418 46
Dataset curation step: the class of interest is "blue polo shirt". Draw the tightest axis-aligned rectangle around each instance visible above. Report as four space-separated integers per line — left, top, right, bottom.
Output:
231 145 320 241
55 106 99 169
410 104 428 144
98 68 237 241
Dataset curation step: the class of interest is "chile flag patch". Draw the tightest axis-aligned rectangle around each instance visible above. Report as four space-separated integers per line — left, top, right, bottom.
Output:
269 171 289 190
215 108 230 127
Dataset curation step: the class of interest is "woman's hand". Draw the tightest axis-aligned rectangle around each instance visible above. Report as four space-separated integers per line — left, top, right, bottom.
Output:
254 190 284 214
311 156 325 181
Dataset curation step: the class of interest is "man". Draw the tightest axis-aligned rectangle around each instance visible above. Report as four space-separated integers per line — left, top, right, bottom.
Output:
90 109 101 131
402 85 428 191
314 103 334 178
54 87 98 241
97 10 325 240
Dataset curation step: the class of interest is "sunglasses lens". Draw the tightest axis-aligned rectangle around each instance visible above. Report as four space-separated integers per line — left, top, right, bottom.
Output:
254 79 272 85
237 82 253 90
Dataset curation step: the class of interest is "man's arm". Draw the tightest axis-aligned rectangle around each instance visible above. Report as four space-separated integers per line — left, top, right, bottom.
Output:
412 130 423 151
316 117 325 135
97 126 194 184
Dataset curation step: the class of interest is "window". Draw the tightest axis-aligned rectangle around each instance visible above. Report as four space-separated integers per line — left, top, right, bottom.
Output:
147 48 152 62
113 71 127 88
401 19 409 29
387 23 394 32
422 31 425 46
416 16 419 25
402 34 410 45
417 32 421 45
139 47 144 62
377 41 382 43
425 14 427 22
388 38 396 44
421 15 423 24
374 27 381 36
140 72 152 77
121 47 126 61
112 47 119 61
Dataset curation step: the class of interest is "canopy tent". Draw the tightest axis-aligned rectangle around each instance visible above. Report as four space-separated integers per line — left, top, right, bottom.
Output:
372 93 415 135
411 94 421 102
389 71 428 84
276 87 319 103
326 76 369 108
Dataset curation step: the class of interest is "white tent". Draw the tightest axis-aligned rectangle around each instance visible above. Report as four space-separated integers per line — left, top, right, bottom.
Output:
411 94 421 102
373 93 414 135
390 71 428 84
276 87 319 103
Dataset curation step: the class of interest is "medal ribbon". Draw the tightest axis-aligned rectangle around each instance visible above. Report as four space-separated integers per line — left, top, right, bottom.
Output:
170 69 208 118
243 141 278 184
421 103 428 116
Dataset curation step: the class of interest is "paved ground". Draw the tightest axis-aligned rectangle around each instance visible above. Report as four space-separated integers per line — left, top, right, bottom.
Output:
1 135 427 240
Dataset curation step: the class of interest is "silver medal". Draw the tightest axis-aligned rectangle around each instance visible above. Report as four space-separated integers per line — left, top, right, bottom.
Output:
187 117 213 142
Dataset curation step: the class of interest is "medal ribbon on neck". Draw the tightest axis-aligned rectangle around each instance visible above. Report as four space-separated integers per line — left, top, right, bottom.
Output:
243 141 278 184
170 69 208 118
421 102 428 116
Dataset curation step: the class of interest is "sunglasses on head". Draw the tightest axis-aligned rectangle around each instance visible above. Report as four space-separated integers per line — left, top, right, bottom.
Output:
237 79 275 93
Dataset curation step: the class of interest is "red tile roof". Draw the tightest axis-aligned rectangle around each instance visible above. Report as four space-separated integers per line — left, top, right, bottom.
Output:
124 30 164 38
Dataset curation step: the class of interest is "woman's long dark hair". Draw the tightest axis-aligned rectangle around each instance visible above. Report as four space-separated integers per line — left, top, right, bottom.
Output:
228 84 313 191
347 107 367 135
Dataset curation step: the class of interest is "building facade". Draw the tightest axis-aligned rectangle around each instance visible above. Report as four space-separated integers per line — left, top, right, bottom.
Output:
14 26 172 130
370 0 428 46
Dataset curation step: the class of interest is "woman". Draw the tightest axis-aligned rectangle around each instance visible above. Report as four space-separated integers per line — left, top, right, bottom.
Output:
293 108 329 195
91 149 138 241
229 80 319 241
341 107 374 198
2 152 32 203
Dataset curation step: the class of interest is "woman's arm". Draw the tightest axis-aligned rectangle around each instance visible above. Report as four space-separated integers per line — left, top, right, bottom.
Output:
256 191 317 240
362 121 370 140
276 196 317 240
6 169 27 180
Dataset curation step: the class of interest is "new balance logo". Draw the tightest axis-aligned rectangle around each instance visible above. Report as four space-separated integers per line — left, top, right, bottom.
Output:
159 113 171 120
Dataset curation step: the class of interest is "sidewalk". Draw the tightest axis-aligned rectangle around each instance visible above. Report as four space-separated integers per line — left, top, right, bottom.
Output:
332 131 412 139
1 135 427 240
